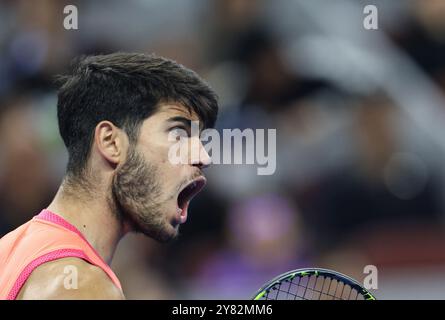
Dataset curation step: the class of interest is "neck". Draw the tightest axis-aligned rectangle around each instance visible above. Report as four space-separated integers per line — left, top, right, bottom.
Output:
46 180 127 264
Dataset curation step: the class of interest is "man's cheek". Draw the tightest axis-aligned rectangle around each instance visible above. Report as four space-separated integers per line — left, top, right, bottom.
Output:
167 138 190 165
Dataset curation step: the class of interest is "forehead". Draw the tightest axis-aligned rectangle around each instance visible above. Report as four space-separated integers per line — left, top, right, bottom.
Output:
154 103 199 121
138 103 201 136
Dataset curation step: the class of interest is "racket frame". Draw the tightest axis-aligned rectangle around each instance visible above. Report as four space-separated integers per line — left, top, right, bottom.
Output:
252 267 376 300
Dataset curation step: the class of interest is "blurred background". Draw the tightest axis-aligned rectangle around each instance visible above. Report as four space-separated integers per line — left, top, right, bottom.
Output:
2 0 445 299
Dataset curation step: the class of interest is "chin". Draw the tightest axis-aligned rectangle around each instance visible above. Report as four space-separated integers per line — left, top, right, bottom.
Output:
136 221 179 243
154 229 179 243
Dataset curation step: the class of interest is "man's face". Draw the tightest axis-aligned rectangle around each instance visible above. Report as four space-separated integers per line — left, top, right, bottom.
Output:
112 103 210 242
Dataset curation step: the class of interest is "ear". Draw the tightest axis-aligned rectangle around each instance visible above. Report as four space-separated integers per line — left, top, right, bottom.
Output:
94 121 127 166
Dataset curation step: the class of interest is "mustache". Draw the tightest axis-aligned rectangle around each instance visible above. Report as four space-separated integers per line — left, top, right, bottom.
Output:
176 170 205 193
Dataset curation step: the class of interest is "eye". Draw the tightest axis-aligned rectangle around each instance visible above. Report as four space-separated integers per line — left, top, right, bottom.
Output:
169 126 189 140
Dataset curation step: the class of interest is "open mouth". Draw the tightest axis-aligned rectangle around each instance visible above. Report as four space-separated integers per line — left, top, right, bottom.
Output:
177 176 207 211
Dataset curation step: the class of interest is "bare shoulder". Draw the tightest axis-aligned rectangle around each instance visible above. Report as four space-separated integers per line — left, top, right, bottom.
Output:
16 257 125 300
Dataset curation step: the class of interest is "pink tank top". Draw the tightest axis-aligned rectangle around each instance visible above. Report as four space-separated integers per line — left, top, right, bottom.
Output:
0 209 122 299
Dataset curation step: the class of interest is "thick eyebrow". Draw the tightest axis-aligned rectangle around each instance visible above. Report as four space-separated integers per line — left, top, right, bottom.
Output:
166 116 203 132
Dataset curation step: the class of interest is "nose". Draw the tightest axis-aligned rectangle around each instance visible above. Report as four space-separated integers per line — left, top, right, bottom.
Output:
191 140 211 169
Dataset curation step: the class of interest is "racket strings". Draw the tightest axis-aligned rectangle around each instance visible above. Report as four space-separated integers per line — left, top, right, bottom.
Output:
263 275 364 300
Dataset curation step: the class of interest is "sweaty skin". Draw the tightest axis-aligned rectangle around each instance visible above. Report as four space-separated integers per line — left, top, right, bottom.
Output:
17 258 124 300
16 104 210 299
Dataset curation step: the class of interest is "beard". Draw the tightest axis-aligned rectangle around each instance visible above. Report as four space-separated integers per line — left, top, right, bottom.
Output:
111 147 178 242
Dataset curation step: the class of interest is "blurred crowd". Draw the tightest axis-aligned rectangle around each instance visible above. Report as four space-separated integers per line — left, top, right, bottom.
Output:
2 0 445 299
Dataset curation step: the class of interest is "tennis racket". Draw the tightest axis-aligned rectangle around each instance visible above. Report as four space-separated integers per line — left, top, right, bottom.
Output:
252 268 376 300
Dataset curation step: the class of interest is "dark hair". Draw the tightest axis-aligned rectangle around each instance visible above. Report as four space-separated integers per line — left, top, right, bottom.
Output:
56 52 218 178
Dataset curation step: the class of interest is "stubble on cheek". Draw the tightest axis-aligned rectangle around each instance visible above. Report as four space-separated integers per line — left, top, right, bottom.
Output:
110 148 176 242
